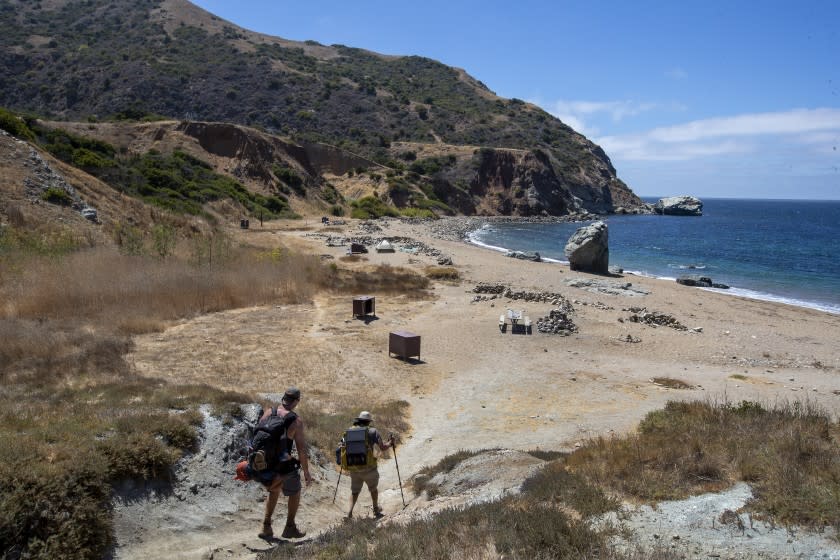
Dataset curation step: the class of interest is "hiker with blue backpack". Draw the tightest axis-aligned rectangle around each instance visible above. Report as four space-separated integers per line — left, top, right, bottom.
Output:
241 387 314 540
338 410 395 519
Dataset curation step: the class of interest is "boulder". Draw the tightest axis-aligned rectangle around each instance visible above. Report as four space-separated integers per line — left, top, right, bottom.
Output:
80 206 98 222
654 195 703 216
677 275 713 287
564 221 609 274
677 275 730 289
506 250 541 262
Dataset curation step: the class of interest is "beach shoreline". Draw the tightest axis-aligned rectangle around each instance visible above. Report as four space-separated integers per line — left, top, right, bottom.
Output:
437 215 840 316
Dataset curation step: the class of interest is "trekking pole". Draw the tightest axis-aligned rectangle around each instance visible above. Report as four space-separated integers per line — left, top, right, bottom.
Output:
390 433 406 508
332 465 343 504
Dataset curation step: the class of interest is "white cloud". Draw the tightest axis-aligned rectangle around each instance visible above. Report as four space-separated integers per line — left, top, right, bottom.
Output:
552 113 590 135
546 99 656 123
597 108 840 161
528 97 657 135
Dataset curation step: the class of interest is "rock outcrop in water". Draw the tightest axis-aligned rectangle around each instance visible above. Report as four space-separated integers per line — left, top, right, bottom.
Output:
676 275 730 289
654 195 703 216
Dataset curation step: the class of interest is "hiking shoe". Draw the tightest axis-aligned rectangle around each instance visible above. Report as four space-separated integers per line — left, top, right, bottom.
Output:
373 507 384 519
281 524 306 539
258 523 273 539
252 450 267 471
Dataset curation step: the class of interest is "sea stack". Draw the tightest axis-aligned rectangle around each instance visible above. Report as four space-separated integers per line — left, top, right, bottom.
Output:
565 221 609 274
654 195 703 216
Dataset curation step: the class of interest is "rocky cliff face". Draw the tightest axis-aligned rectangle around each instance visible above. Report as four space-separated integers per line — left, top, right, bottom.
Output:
457 147 642 216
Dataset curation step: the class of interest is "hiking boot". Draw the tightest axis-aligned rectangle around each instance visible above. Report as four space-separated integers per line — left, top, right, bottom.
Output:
252 450 267 471
258 522 273 539
281 524 306 539
373 507 384 519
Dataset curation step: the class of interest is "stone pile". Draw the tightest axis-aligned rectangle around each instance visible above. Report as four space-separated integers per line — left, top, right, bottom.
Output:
623 307 687 331
357 220 382 233
619 334 641 343
504 289 575 313
573 299 614 311
536 309 578 335
22 147 98 222
472 283 506 295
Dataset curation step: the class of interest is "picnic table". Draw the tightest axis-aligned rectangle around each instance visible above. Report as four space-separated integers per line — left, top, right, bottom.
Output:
502 309 531 334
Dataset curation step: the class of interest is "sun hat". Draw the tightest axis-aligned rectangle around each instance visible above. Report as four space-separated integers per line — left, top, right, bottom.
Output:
356 411 373 422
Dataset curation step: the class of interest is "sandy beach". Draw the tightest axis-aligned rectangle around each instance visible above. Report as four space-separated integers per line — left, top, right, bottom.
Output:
120 216 840 559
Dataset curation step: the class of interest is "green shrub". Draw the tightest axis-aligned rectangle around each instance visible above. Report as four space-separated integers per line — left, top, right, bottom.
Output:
272 164 304 195
415 198 454 215
151 224 176 259
350 196 398 219
0 464 112 559
0 106 35 141
401 207 436 219
72 147 113 169
41 186 73 205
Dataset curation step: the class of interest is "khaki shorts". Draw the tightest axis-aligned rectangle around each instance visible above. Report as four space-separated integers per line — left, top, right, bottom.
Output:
349 467 379 494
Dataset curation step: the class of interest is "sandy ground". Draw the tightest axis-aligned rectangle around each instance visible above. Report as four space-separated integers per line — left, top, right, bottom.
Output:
116 217 840 560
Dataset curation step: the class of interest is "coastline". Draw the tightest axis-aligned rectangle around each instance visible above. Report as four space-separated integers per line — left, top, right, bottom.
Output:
454 216 840 316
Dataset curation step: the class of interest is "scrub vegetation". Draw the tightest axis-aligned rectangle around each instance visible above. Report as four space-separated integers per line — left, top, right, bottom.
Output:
0 231 425 559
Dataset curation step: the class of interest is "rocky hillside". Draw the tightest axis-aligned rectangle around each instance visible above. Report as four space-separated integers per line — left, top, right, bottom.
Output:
0 0 643 216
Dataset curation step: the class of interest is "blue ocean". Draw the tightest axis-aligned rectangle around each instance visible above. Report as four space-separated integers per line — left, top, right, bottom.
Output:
468 198 840 315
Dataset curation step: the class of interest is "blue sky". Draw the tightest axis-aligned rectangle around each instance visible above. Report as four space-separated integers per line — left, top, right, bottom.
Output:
191 0 839 200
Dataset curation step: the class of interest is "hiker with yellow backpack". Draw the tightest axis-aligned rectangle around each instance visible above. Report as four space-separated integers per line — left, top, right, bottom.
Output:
337 411 395 519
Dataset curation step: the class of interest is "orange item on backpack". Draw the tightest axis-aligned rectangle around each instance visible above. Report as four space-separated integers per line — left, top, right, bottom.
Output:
234 460 251 481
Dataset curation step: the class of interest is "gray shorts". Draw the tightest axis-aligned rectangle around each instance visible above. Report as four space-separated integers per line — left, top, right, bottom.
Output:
350 467 379 494
263 469 301 496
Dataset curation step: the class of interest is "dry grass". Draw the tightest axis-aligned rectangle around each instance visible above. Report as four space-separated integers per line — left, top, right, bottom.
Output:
424 266 460 281
567 398 840 529
411 448 489 498
328 263 430 295
4 246 322 332
267 488 673 560
0 236 425 558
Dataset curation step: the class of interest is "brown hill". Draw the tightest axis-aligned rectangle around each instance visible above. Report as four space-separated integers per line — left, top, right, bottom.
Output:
0 0 644 217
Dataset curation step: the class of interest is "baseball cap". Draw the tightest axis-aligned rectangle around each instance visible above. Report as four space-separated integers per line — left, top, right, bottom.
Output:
283 387 301 401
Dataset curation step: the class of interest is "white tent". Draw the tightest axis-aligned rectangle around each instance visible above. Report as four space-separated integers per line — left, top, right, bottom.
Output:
375 240 395 253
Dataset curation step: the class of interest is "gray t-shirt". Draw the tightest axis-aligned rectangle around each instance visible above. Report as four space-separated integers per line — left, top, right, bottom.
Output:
367 427 383 447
